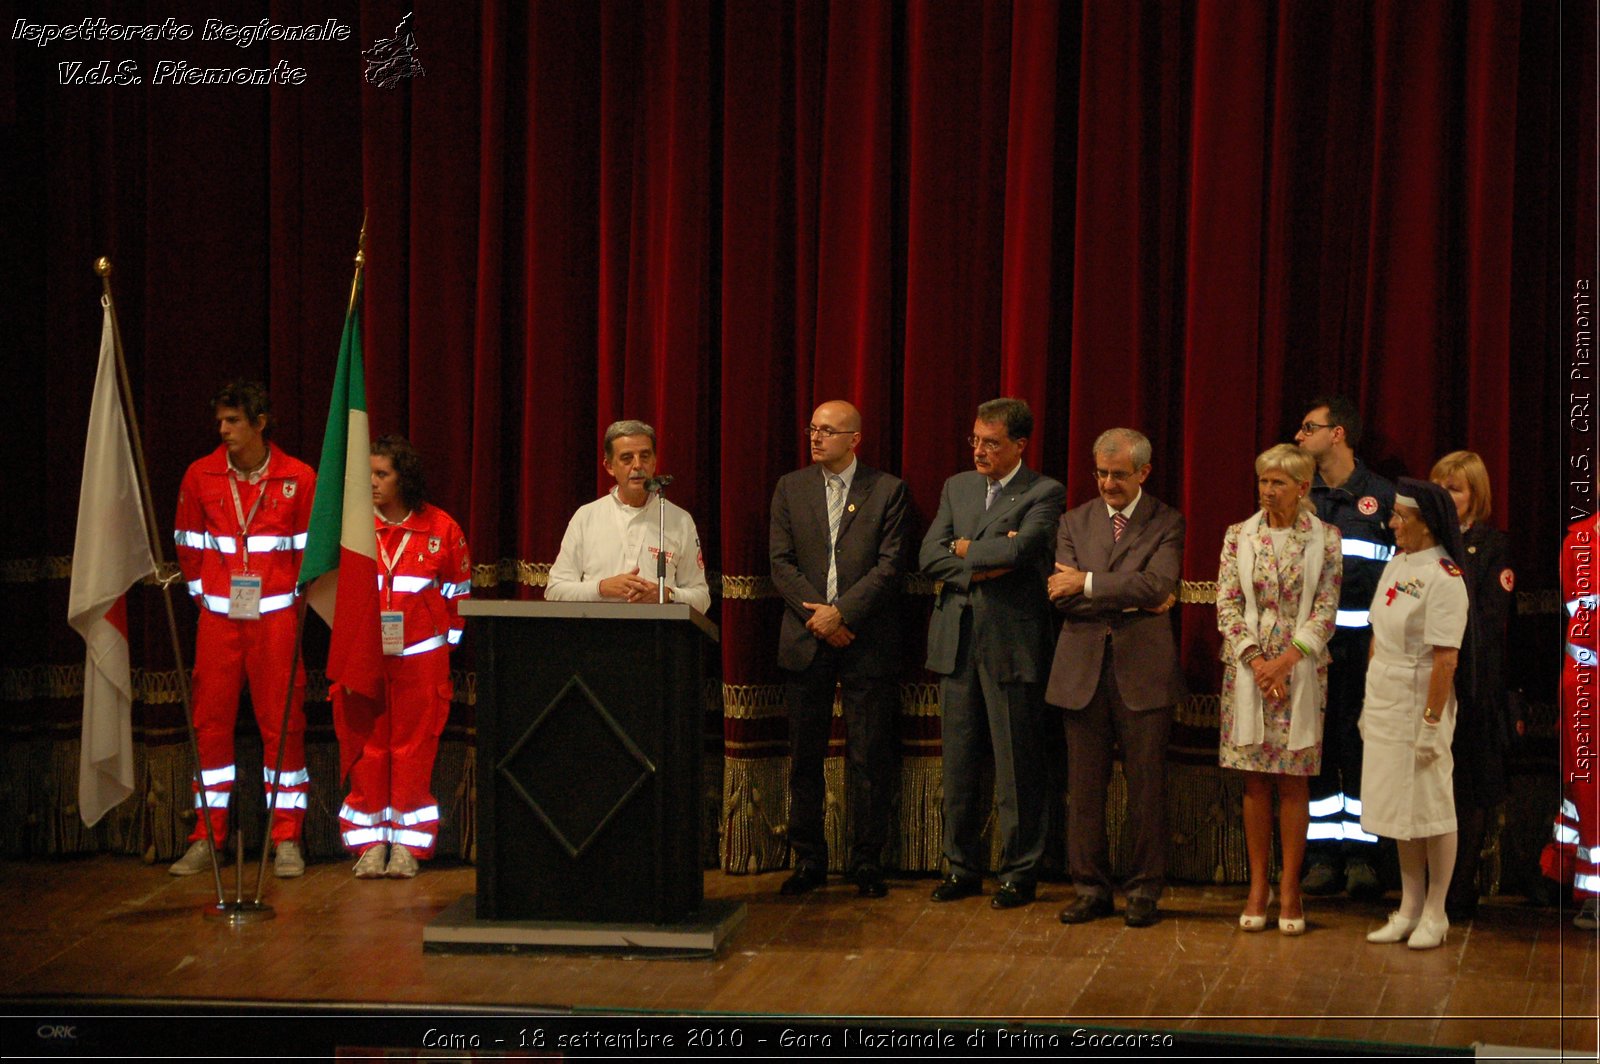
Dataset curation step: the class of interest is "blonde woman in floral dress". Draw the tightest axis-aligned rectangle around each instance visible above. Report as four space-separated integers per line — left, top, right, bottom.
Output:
1217 444 1343 934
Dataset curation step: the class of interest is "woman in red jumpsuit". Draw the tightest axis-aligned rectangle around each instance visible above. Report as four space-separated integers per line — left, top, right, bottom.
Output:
333 436 471 878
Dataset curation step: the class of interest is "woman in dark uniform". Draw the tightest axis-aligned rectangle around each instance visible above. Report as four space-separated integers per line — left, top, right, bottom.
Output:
1430 451 1513 921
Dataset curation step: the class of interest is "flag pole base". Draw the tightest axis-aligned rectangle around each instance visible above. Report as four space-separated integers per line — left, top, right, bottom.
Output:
204 901 275 924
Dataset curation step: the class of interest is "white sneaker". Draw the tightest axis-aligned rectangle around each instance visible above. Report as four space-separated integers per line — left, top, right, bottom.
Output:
1576 897 1599 931
1366 911 1420 944
353 845 388 879
273 840 306 878
168 839 215 876
385 843 419 879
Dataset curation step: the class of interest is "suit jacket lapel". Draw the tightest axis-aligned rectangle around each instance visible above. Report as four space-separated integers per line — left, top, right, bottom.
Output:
836 465 872 540
973 466 1037 539
1106 494 1153 568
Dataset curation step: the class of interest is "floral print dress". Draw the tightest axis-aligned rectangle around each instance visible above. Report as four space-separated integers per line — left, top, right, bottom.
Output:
1216 510 1343 775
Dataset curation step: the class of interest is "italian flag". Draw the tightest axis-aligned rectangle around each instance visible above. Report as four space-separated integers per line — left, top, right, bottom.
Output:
302 274 383 700
67 304 155 827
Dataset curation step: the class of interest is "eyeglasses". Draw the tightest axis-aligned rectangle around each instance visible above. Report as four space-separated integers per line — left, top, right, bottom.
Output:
1299 421 1334 435
966 435 1012 454
1093 468 1135 484
806 425 856 439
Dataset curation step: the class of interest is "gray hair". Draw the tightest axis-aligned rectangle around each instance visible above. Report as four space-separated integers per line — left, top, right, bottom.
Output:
603 419 656 459
1092 427 1151 468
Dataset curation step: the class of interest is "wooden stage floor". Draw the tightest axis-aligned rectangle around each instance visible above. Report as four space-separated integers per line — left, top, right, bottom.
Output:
0 855 1594 1057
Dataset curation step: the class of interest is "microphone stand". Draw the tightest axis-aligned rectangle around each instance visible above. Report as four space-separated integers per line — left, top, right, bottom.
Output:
645 474 675 604
656 484 669 604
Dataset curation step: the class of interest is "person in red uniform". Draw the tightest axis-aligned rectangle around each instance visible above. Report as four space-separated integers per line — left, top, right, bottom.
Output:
169 381 316 877
1542 512 1600 930
332 435 470 879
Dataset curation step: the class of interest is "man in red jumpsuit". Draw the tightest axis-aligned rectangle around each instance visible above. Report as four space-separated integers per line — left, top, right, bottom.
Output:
168 381 316 877
1542 513 1599 930
333 435 470 878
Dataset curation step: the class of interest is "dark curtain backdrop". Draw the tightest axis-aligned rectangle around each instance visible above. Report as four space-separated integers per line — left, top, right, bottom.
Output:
1 1 1587 880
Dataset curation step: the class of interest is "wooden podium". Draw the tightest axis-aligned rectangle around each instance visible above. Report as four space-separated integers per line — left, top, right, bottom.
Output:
425 601 743 955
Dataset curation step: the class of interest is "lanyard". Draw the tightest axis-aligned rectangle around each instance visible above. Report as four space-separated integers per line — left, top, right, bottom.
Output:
227 472 268 570
376 524 413 609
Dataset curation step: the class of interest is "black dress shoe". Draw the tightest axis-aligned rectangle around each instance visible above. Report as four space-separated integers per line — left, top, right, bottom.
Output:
1124 895 1160 927
853 868 888 898
779 866 827 896
930 875 982 902
990 882 1036 909
1058 894 1114 924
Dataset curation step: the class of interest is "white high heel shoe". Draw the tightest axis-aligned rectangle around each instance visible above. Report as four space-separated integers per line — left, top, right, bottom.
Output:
1278 899 1306 936
1367 911 1420 944
1239 887 1274 932
1406 914 1449 950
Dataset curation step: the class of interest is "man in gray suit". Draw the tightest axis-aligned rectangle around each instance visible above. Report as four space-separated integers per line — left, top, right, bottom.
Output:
920 398 1066 909
1048 428 1185 928
770 400 911 898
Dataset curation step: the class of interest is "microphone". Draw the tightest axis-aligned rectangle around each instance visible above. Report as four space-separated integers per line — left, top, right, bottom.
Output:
644 474 675 493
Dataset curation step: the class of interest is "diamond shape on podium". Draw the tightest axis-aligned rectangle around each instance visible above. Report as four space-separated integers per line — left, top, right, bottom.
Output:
495 672 657 860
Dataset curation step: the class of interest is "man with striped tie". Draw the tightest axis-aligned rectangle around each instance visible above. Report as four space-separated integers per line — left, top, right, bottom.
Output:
1047 428 1185 928
770 401 910 898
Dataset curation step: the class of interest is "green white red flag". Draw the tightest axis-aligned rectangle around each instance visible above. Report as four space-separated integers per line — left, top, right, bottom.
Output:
301 274 382 699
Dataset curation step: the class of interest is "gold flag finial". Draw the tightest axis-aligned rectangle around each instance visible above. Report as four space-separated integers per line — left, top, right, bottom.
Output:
346 216 367 314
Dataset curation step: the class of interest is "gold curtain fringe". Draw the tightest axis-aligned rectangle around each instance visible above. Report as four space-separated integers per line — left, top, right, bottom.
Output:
719 755 791 873
718 574 775 600
0 556 72 583
721 683 787 718
901 682 942 715
2 664 81 702
1 666 1557 741
701 750 724 868
896 756 944 872
1178 693 1221 728
2 664 475 707
471 559 551 588
1 553 1565 616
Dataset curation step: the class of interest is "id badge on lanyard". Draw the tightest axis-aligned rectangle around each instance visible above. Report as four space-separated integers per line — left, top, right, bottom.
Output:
378 526 414 655
381 611 406 655
229 574 263 619
227 473 268 620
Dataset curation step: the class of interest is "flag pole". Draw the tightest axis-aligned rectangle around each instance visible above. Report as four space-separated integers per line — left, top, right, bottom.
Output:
252 223 368 904
94 258 228 909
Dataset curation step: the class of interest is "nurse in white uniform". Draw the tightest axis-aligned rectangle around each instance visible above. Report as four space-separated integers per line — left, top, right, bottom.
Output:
1359 478 1469 950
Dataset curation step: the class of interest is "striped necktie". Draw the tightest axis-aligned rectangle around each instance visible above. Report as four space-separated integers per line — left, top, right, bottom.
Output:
826 474 845 602
1112 511 1128 541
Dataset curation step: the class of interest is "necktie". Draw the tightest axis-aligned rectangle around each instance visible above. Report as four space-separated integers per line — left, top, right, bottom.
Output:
985 480 1001 511
1112 511 1128 541
826 474 845 602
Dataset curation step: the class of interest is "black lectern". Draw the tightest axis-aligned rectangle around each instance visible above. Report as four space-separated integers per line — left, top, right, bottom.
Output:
464 601 718 926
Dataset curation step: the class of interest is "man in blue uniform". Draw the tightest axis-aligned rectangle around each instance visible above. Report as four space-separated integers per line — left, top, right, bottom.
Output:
1294 397 1396 899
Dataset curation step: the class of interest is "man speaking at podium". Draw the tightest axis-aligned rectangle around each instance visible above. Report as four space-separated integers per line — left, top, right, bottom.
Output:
546 419 710 613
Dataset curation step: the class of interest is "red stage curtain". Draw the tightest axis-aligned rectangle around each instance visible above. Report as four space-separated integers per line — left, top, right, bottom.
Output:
0 1 1585 876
